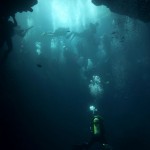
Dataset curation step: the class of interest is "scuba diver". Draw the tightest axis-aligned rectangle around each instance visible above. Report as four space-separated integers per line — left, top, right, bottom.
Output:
72 23 98 40
73 106 111 150
14 25 34 37
0 14 17 51
0 14 33 62
41 27 70 38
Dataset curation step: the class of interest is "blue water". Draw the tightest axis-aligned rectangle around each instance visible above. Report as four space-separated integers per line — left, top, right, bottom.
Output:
1 0 150 150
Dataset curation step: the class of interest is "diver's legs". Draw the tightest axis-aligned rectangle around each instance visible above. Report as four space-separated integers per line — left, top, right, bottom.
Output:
72 140 94 150
99 144 112 150
87 135 110 150
72 138 106 150
85 136 97 150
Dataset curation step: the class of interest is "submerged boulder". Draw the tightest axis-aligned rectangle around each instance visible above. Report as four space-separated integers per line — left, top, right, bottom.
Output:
92 0 150 22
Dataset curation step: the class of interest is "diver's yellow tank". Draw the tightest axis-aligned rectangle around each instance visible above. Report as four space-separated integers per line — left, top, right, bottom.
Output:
93 117 101 135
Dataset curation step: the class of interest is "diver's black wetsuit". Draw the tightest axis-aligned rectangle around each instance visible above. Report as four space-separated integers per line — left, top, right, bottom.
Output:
86 116 108 149
73 115 109 150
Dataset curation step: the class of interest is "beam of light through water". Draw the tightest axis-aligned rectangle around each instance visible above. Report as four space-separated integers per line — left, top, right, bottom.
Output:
15 0 111 63
36 0 110 31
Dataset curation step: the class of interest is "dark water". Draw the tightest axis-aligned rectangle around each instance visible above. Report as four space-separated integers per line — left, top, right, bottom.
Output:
1 1 150 150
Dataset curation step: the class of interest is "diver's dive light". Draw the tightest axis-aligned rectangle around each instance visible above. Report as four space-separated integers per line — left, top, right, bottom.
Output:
89 105 97 114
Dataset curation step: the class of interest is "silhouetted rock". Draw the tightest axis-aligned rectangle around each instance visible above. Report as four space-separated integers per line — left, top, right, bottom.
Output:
0 0 38 19
92 0 150 22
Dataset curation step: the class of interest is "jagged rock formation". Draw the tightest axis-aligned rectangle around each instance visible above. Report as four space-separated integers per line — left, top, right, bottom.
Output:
0 0 38 19
92 0 150 22
1 0 150 22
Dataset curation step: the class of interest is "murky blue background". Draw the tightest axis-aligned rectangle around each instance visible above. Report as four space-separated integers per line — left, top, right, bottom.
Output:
1 0 150 150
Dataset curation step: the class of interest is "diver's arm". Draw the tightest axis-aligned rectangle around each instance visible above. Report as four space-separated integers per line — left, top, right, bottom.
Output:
90 116 94 134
